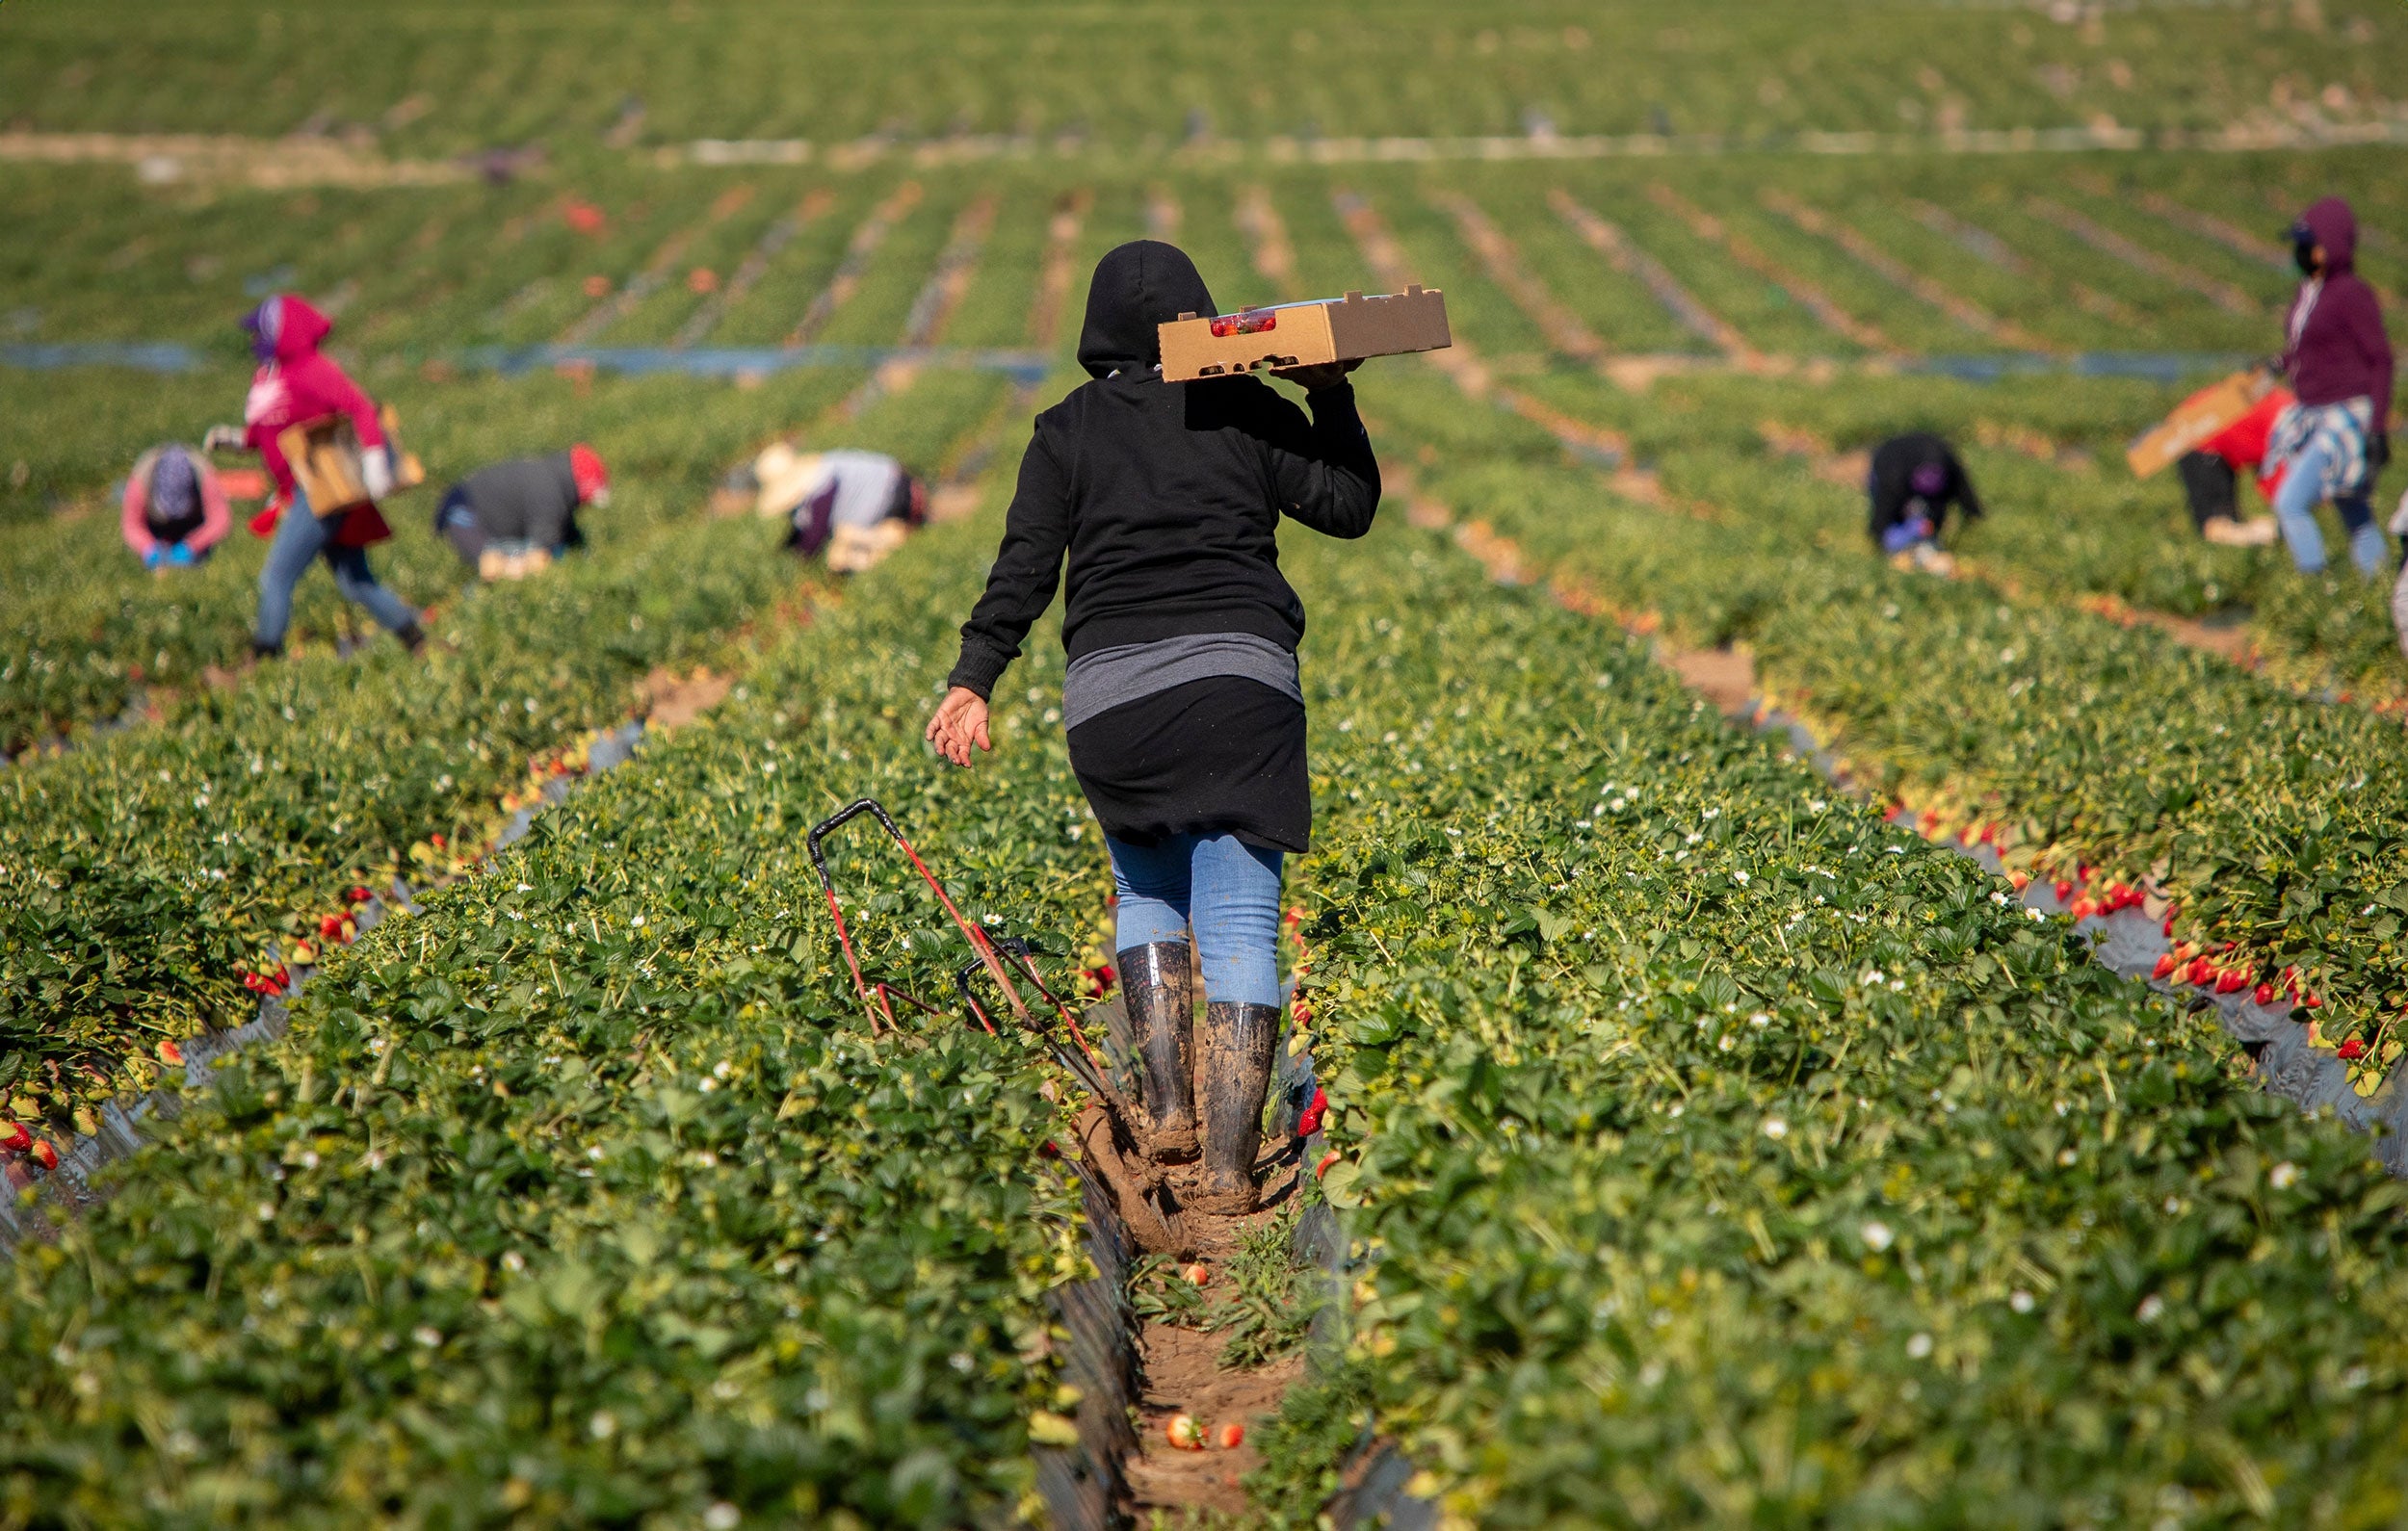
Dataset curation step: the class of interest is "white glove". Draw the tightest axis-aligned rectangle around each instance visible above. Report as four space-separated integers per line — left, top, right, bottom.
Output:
361 446 395 501
202 424 249 454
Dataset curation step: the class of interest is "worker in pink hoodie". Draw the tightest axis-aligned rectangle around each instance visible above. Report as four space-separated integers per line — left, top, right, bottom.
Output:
2265 197 2395 575
207 295 423 658
120 444 231 569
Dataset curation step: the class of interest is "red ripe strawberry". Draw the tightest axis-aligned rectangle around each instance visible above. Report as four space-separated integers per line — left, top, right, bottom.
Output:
346 886 372 905
2255 983 2276 1006
2339 1037 2367 1061
1217 1422 1245 1449
156 1039 184 1067
2077 864 2093 882
2162 917 2175 937
0 1122 29 1154
1165 1414 1205 1451
1037 1140 1060 1159
2053 880 2074 903
2070 897 2097 921
2187 958 2215 987
2152 954 2178 981
31 1140 58 1171
1314 1151 1342 1180
431 833 447 849
2305 993 2323 1009
2215 969 2245 995
1296 1086 1328 1138
320 913 346 939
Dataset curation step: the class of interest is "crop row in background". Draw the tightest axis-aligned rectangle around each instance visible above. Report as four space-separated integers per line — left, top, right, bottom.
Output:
6 151 2395 376
1 0 2401 152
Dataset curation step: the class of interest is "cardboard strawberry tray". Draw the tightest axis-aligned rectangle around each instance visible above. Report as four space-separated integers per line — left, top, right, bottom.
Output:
1158 286 1451 382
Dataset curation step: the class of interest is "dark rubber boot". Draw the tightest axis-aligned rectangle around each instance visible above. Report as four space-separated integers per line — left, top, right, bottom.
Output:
395 620 428 655
1117 942 1197 1162
249 637 282 662
1193 999 1281 1215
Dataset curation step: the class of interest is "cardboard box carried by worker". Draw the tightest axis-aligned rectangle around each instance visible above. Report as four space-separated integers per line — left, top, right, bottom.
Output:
2126 370 2279 480
1158 286 1452 382
277 403 426 515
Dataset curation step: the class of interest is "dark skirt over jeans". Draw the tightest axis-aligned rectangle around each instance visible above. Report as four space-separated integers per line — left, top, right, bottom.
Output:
1065 675 1309 854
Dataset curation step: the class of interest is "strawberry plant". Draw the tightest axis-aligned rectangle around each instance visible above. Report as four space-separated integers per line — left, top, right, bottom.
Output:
1248 513 2408 1525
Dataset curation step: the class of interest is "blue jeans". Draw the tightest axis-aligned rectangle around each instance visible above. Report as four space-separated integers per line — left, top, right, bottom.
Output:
254 488 417 646
2272 438 2386 575
1108 832 1284 1007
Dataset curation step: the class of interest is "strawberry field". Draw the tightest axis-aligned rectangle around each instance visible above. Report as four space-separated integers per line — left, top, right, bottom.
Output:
11 1 2408 1524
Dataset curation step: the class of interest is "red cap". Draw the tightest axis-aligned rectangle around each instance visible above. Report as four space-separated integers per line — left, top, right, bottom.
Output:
569 443 609 503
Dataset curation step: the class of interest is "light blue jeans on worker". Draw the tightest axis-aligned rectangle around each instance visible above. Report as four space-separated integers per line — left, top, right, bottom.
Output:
2272 437 2385 575
1107 832 1284 1007
254 487 417 647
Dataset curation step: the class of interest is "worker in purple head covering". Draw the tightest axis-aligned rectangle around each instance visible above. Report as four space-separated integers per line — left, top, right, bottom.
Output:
2265 196 2395 575
120 443 230 569
1867 432 1982 574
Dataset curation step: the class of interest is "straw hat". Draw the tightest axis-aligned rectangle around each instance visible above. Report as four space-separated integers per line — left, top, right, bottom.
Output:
752 443 828 520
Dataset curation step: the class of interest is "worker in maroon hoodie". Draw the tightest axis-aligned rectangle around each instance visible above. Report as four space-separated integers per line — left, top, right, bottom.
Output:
2265 198 2395 575
206 295 424 658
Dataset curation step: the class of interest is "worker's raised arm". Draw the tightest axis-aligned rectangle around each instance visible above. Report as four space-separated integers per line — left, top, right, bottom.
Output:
1265 376 1381 539
945 428 1074 700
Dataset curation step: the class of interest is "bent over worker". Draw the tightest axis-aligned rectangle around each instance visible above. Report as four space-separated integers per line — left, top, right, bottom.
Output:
434 444 610 580
753 444 928 574
1868 432 1982 574
926 240 1379 1215
121 444 230 569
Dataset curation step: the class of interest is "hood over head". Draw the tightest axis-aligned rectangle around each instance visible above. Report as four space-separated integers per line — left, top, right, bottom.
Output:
240 294 334 364
1076 241 1217 378
2294 197 2358 273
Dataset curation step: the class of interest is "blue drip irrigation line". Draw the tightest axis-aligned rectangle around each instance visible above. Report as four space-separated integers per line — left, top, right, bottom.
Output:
1 341 2250 387
2 342 204 373
451 343 1058 386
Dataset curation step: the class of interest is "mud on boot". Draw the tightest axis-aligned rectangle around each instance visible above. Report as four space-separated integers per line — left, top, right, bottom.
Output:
1119 942 1198 1162
1192 999 1280 1215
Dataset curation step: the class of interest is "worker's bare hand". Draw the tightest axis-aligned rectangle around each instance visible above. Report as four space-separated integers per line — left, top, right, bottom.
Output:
1269 358 1362 392
926 686 993 767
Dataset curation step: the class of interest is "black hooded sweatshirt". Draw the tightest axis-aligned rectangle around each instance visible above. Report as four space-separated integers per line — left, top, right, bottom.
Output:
946 241 1381 701
1866 432 1982 542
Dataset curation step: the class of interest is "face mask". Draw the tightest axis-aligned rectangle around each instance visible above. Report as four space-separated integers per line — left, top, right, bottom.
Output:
2292 230 2320 277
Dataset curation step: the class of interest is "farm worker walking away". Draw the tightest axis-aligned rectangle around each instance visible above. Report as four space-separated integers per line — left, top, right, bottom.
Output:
2175 384 2291 547
2265 197 2394 576
752 443 927 574
1867 431 1982 576
433 444 610 581
120 444 229 569
210 295 423 659
926 240 1380 1214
